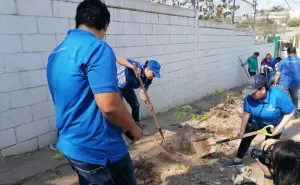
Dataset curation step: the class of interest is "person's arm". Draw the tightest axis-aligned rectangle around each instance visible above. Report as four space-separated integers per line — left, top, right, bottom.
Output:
273 90 295 135
117 56 141 75
139 83 153 111
274 62 283 86
239 97 251 137
242 59 249 66
87 44 142 140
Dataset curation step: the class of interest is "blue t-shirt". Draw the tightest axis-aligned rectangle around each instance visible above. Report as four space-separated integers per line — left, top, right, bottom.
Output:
47 29 127 165
277 56 300 87
117 59 151 90
266 57 277 77
244 87 295 127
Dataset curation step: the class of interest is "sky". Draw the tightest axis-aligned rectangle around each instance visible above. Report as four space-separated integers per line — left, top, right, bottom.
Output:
234 0 300 16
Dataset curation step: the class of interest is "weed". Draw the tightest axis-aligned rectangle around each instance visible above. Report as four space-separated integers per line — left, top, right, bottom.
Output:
212 89 223 96
226 92 234 101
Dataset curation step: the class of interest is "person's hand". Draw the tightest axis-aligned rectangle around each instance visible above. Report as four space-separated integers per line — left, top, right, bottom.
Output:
273 83 279 87
237 130 244 138
145 100 153 111
129 124 143 142
270 126 281 136
256 159 272 176
261 139 280 151
132 63 141 76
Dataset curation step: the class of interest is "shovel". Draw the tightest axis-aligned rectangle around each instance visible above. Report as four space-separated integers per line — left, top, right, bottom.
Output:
192 125 275 157
133 64 164 142
238 57 250 78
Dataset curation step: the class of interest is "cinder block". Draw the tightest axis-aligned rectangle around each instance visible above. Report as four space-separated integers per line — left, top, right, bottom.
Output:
27 69 47 88
114 8 131 22
0 128 16 149
169 25 181 35
0 56 4 74
32 101 55 120
153 25 169 35
49 115 56 131
52 1 77 18
105 35 116 47
124 23 139 34
170 34 187 44
3 53 43 73
178 51 194 61
68 19 76 29
37 130 57 148
145 13 158 24
146 35 169 45
158 14 169 24
0 107 32 131
132 35 147 46
115 35 133 47
107 7 114 21
1 138 38 157
0 73 24 93
56 34 66 45
188 18 194 26
131 11 146 23
9 86 47 108
139 24 152 34
0 0 17 14
42 52 51 69
0 15 37 34
0 35 22 53
107 22 123 34
0 93 10 112
46 87 52 101
22 35 56 52
16 117 50 142
170 15 187 25
37 17 69 34
17 0 52 16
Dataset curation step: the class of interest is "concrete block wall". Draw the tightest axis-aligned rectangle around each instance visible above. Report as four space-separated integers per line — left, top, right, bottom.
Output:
0 0 274 157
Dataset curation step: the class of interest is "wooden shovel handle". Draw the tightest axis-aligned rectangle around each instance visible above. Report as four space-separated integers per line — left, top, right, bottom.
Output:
215 130 258 144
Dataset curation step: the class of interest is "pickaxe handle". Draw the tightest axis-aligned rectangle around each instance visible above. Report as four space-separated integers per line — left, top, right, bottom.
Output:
133 64 164 140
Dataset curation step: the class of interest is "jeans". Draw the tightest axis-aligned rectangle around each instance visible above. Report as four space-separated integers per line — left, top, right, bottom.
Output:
119 87 140 123
248 69 256 77
236 124 281 159
67 153 137 185
280 85 299 110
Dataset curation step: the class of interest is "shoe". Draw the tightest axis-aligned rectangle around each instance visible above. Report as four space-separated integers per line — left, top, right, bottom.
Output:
223 160 244 168
49 144 58 151
142 130 150 136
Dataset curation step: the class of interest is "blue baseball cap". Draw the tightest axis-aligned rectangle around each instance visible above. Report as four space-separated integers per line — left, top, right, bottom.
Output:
242 75 266 95
147 60 161 78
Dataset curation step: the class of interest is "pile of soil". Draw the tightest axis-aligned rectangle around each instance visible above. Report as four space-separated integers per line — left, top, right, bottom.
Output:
133 157 162 185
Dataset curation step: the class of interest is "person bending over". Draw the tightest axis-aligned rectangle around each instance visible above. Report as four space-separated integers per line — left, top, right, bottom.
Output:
224 75 295 167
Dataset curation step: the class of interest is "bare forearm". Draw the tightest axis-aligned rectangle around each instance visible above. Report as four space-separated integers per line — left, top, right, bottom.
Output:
274 72 280 84
139 89 147 102
116 56 134 69
240 112 250 132
264 178 274 185
276 110 294 131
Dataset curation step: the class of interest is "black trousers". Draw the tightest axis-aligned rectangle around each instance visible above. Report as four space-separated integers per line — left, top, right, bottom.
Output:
119 87 140 123
236 124 281 159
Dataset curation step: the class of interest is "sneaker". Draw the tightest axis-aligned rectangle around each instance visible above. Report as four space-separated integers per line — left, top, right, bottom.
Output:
142 130 150 136
49 144 58 151
223 160 244 168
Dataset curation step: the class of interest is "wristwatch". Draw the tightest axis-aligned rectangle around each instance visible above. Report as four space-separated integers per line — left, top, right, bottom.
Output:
264 174 273 180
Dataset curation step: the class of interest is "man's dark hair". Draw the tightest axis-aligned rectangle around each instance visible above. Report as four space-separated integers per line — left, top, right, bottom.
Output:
254 52 259 56
272 140 300 185
75 0 110 30
287 46 297 55
275 57 282 62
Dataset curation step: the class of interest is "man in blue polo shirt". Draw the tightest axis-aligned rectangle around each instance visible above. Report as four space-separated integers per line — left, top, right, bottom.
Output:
274 46 300 113
224 75 295 167
116 56 161 136
46 1 142 184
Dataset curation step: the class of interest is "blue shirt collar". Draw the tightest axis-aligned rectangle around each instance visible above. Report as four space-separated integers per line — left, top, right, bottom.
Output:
68 29 96 37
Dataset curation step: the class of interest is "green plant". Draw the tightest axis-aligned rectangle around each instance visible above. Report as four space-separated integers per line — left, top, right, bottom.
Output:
212 89 223 96
173 105 208 122
288 19 300 27
226 92 234 101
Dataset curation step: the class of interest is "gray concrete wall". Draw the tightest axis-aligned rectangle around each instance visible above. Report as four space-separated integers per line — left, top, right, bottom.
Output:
0 0 274 157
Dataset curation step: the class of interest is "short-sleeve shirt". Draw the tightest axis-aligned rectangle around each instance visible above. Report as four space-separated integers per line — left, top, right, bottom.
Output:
247 56 258 72
47 29 127 165
277 56 300 87
117 59 151 90
266 57 277 77
244 87 295 127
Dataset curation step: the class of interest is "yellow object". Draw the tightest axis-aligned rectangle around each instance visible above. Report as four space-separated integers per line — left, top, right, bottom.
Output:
181 164 191 172
257 125 275 136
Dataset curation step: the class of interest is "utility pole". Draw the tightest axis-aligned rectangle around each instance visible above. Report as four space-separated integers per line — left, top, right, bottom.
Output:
232 0 236 24
253 0 257 34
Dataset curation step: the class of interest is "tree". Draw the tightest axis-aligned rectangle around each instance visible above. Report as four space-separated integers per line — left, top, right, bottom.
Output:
288 19 300 27
268 5 285 12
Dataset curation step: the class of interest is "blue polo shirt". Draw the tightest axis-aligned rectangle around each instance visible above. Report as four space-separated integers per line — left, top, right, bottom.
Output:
266 57 277 77
47 29 127 165
277 56 300 87
244 87 295 127
117 59 151 90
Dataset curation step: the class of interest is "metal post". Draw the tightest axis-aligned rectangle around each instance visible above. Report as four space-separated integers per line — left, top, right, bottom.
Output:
232 0 236 24
253 0 257 34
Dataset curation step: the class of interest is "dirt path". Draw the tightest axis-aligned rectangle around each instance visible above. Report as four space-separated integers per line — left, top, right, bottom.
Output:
2 86 300 185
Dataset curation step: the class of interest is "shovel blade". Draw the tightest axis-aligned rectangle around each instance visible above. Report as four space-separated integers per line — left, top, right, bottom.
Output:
192 137 217 157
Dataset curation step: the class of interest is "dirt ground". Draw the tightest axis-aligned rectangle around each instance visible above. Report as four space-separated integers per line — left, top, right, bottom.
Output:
2 86 300 185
